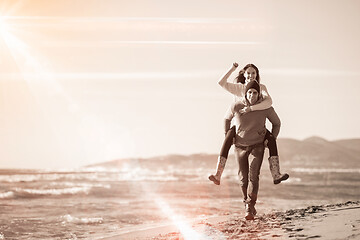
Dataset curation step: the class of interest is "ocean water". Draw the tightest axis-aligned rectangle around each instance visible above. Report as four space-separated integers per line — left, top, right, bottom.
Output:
1 161 359 239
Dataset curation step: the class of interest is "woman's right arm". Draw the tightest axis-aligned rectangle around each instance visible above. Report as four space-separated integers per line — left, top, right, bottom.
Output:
218 63 245 97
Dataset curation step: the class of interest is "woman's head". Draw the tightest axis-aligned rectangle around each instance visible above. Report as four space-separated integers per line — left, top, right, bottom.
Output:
234 63 260 84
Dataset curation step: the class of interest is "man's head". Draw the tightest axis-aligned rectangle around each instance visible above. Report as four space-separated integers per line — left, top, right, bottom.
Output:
245 81 260 105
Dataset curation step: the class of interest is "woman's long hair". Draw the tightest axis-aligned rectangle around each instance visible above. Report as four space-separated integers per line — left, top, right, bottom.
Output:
234 63 260 84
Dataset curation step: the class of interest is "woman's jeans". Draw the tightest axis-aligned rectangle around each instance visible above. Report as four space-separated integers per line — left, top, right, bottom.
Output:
219 126 236 158
234 143 265 204
220 128 277 158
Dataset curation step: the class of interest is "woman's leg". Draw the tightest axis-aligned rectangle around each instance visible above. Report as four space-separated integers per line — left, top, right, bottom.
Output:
209 126 236 185
265 130 277 157
220 126 236 158
265 130 289 184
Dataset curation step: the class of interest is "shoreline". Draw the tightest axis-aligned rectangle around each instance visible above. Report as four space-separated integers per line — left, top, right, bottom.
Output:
100 214 231 240
101 200 360 240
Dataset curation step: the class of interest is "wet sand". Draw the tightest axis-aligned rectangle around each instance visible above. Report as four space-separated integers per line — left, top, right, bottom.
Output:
101 201 360 240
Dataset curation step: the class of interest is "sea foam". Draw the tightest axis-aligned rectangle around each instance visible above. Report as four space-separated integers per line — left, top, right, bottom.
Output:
61 214 103 224
49 182 111 189
14 186 91 197
0 191 14 199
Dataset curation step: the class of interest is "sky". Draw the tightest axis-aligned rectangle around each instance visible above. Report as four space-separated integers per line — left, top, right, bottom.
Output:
0 0 360 169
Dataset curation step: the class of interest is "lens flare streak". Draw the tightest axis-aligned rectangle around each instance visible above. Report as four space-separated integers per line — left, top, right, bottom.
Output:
154 196 207 240
139 180 220 240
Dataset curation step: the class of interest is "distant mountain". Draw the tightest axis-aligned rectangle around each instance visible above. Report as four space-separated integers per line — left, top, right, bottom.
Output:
277 137 360 168
87 137 360 169
87 153 218 170
333 139 360 154
303 136 330 145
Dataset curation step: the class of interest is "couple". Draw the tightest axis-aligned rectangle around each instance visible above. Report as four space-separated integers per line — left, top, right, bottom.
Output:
209 63 289 220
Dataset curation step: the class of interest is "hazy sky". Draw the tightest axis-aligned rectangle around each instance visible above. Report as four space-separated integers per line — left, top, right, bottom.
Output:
1 0 360 169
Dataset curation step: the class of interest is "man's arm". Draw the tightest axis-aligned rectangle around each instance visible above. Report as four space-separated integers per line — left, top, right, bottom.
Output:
224 119 231 134
267 107 281 138
224 104 236 134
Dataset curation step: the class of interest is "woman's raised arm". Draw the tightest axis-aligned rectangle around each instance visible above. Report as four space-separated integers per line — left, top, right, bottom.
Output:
218 63 245 98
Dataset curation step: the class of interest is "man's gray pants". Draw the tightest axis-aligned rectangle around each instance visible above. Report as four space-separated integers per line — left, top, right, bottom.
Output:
235 143 265 204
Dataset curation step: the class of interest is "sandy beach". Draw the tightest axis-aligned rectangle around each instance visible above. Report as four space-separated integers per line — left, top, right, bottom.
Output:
102 201 360 240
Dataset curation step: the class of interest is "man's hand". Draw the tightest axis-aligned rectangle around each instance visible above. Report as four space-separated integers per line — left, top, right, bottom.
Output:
264 139 268 148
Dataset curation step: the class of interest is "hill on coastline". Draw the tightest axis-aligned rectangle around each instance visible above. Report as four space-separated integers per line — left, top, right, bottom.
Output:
87 137 360 170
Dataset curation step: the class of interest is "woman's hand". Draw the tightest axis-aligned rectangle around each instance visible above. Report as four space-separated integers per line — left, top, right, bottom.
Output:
239 106 251 115
231 62 238 71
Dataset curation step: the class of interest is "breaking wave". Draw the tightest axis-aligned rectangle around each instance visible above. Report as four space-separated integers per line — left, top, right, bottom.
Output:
15 186 91 196
0 186 92 199
0 191 14 199
0 168 195 183
0 172 101 183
